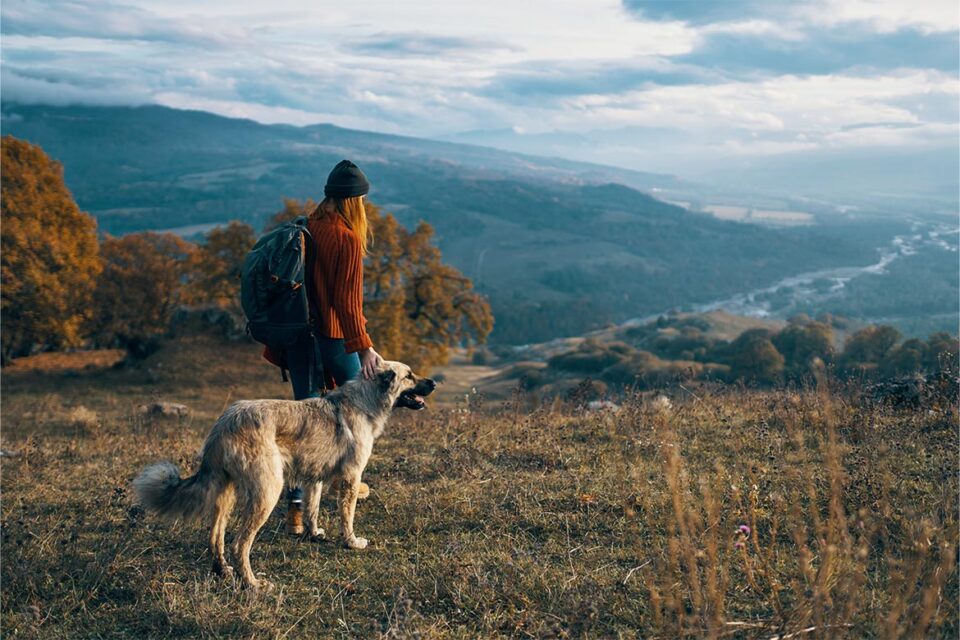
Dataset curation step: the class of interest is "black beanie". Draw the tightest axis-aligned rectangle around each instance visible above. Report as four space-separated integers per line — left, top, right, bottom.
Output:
324 159 370 198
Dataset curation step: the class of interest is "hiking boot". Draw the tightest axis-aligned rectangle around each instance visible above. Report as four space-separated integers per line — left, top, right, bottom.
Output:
285 501 305 536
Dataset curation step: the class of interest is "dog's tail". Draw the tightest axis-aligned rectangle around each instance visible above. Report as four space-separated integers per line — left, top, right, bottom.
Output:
133 460 219 521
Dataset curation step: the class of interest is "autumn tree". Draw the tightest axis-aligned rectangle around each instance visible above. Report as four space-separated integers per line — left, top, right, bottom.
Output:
1 136 101 363
366 205 493 370
876 332 959 379
772 320 834 381
840 325 901 376
725 329 785 385
91 232 199 359
363 210 407 359
924 332 959 374
879 338 927 378
186 221 256 311
264 197 317 232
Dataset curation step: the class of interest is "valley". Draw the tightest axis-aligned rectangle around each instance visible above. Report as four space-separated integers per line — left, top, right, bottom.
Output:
2 103 954 342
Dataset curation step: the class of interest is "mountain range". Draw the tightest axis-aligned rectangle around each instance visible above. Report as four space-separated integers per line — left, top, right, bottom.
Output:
1 103 912 343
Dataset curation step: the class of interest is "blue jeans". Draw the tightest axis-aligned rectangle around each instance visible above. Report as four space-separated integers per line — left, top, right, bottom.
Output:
285 335 361 504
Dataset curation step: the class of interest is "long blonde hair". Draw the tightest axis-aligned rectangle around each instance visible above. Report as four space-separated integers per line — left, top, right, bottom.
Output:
311 196 372 254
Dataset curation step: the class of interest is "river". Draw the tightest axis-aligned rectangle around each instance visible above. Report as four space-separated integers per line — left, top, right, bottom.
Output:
620 218 959 325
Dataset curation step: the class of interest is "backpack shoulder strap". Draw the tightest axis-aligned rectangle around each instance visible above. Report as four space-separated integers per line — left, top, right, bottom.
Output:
300 220 320 325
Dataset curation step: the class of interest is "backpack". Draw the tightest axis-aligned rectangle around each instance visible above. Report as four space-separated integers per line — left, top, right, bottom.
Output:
240 216 316 351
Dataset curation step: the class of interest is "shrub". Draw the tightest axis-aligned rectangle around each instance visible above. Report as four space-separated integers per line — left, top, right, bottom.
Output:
471 349 494 366
773 321 834 381
652 326 717 361
841 325 902 373
924 332 959 374
549 341 632 373
565 378 608 403
601 360 642 385
518 368 546 390
726 331 785 384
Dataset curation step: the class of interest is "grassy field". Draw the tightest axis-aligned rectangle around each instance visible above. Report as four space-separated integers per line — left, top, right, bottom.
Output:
1 335 957 638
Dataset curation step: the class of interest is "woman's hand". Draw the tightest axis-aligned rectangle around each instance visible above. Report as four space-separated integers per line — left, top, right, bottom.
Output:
359 347 384 380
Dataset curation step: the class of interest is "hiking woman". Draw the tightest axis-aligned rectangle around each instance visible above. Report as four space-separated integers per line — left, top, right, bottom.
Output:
264 159 383 533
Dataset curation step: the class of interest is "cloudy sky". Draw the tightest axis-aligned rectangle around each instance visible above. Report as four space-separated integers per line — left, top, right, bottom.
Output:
2 0 958 194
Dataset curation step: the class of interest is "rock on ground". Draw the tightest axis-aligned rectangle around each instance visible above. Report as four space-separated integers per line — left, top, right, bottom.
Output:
137 402 190 418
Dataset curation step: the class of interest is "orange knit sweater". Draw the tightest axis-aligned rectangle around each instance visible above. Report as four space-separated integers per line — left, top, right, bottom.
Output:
262 213 373 369
306 213 373 352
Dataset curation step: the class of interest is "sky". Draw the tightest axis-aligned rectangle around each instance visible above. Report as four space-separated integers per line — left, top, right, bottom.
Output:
2 0 958 197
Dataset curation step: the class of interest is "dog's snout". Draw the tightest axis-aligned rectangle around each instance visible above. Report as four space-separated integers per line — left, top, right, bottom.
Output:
424 378 437 391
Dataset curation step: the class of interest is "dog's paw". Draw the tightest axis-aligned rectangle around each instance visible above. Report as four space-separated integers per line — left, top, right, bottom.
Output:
344 536 368 550
213 563 235 580
246 578 275 592
309 527 327 541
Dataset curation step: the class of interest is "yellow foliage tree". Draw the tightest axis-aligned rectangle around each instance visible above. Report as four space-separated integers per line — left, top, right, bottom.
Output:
374 208 493 370
1 136 101 363
186 221 256 311
263 198 317 233
91 232 199 359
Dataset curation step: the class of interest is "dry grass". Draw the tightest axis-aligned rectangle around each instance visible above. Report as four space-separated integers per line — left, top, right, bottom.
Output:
1 336 957 638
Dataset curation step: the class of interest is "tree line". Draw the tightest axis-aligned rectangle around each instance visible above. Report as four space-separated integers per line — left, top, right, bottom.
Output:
546 314 958 389
1 136 492 371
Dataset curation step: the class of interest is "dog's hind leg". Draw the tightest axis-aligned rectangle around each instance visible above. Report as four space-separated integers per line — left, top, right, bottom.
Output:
209 482 236 579
303 480 325 539
232 452 284 589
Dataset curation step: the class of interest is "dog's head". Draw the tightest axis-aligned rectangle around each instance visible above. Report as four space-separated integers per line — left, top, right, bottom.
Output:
375 361 436 411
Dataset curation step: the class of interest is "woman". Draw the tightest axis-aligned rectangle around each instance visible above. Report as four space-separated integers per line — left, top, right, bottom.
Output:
266 159 383 534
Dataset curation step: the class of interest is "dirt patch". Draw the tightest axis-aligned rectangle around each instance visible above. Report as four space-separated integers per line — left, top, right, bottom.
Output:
5 349 126 374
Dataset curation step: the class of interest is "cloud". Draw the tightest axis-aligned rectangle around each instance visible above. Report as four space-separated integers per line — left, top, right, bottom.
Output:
545 70 957 135
479 58 721 102
1 66 152 105
622 0 776 25
151 92 389 129
679 26 959 76
624 0 958 34
0 0 956 199
804 0 959 34
347 33 517 58
1 0 248 47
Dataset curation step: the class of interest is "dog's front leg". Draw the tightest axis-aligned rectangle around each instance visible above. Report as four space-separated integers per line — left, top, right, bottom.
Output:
339 475 367 549
303 480 325 539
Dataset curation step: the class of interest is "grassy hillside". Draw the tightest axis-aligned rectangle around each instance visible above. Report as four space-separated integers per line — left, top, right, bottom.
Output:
2 335 956 638
0 103 905 344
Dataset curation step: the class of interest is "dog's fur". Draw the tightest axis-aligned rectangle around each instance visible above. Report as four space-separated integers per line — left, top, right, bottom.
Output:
133 361 435 589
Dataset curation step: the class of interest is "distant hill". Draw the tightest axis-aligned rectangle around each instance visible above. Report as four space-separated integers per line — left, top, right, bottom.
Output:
1 103 902 343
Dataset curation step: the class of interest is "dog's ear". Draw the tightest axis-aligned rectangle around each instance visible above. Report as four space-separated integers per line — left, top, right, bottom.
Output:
378 369 397 390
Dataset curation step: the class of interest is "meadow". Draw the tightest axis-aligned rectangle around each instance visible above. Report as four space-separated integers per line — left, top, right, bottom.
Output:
1 334 956 638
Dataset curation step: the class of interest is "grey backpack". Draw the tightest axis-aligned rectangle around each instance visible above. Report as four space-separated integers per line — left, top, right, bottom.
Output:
240 216 316 351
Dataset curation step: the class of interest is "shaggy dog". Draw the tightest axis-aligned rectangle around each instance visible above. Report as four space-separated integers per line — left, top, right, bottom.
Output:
133 361 435 589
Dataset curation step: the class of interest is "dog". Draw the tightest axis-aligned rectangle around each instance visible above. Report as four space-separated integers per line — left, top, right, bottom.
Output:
133 361 435 589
